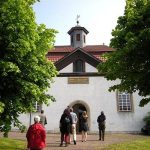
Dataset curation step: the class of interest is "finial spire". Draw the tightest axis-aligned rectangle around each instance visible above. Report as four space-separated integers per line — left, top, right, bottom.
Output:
76 15 80 25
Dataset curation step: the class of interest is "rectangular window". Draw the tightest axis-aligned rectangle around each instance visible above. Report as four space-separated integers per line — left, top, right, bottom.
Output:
76 34 80 41
73 59 85 72
117 92 133 112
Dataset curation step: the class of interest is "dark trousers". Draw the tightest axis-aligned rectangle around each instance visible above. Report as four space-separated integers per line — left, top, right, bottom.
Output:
60 132 69 144
99 128 105 141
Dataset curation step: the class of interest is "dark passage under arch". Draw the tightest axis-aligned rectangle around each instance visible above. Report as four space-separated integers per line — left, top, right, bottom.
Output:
72 103 87 133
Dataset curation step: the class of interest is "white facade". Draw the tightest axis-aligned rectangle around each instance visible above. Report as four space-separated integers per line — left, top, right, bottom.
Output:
18 62 150 133
16 24 150 133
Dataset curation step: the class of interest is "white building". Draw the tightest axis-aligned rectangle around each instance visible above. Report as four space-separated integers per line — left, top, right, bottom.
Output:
19 23 150 133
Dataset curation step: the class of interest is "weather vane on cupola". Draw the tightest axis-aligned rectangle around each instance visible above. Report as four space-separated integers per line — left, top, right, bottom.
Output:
76 15 80 26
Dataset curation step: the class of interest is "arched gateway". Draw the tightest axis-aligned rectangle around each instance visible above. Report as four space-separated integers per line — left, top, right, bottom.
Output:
69 101 90 133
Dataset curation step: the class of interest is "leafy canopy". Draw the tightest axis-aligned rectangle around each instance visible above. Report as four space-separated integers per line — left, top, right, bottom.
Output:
0 0 58 136
97 0 150 107
143 112 150 125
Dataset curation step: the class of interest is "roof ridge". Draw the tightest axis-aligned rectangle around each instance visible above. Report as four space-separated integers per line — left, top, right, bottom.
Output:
54 45 72 47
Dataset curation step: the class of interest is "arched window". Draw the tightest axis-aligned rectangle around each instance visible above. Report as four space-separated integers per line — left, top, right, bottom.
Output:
73 59 85 72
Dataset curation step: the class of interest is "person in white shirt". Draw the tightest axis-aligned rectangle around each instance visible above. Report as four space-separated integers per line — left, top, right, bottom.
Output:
39 110 47 127
70 108 78 145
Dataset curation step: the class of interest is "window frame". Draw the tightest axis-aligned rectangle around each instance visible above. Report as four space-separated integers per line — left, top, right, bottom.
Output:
73 59 85 73
76 34 80 41
116 91 133 112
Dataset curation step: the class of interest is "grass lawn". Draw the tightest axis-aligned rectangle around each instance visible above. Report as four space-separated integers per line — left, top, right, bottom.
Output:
0 136 150 150
0 138 26 150
100 138 150 150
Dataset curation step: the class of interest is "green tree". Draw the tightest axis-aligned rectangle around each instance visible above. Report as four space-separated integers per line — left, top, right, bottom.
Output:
0 0 57 137
97 0 150 107
143 112 150 126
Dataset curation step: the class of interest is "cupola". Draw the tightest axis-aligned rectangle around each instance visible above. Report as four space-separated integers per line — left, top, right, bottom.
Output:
68 17 89 48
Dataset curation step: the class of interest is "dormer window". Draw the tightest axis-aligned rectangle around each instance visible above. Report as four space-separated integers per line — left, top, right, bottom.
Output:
73 59 85 72
76 34 80 41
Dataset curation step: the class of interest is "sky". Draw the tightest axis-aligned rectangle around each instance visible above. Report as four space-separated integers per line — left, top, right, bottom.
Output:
33 0 126 46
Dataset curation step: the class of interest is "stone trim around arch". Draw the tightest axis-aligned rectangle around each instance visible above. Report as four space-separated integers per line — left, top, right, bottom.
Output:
68 100 91 132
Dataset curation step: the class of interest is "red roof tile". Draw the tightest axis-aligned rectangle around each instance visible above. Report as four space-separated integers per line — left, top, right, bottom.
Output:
48 46 74 52
48 45 114 53
47 45 114 62
83 45 114 52
47 55 64 62
93 55 107 62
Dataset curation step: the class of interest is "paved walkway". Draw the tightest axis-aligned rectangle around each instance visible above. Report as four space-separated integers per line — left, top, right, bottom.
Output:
0 132 149 150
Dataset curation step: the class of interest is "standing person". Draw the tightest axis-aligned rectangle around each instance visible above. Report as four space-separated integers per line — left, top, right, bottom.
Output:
59 109 72 147
97 111 106 141
70 107 78 145
80 111 88 142
26 116 46 150
39 110 47 127
66 106 71 143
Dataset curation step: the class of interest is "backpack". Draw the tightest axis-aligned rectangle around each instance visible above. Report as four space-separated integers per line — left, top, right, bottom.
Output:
64 116 70 124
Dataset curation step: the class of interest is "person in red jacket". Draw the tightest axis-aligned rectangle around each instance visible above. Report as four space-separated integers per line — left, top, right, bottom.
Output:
26 115 46 150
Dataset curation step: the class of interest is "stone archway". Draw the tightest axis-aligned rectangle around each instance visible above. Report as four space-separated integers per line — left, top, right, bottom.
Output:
72 103 87 133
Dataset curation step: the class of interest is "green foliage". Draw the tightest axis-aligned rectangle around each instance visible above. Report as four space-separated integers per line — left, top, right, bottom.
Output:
97 0 150 107
0 0 58 136
0 102 5 113
143 112 150 125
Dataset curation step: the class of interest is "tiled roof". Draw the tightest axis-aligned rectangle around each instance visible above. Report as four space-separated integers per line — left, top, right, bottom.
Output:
48 46 74 52
54 48 101 71
93 55 107 62
48 45 114 53
83 45 114 52
47 55 64 62
47 45 114 62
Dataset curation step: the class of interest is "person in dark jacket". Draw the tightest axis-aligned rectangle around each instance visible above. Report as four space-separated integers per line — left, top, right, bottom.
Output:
97 111 106 141
59 109 72 147
26 116 46 150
